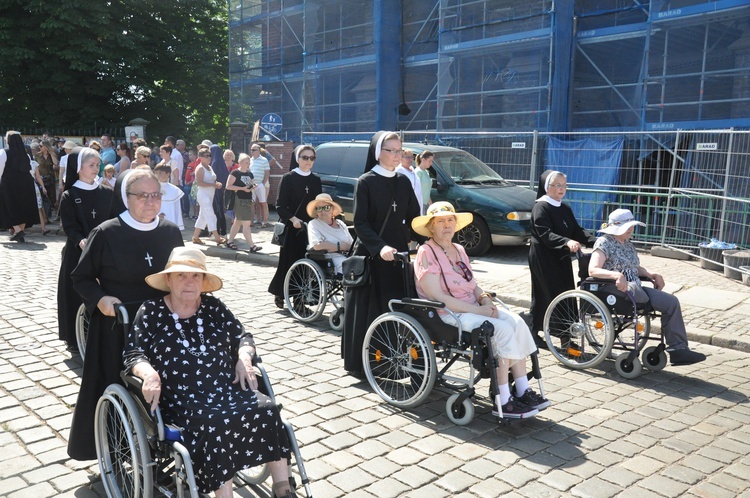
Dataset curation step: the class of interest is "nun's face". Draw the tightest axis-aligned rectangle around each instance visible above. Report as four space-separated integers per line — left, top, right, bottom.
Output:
297 148 315 172
79 156 100 184
547 173 568 202
379 138 402 171
127 177 162 223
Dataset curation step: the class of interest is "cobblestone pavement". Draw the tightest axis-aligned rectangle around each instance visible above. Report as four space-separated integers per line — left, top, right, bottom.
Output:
1 230 750 497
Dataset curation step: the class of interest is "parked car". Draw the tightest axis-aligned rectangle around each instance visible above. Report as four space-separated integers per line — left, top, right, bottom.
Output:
313 141 535 256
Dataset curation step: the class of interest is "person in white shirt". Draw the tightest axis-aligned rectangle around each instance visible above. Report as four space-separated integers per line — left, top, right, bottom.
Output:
164 136 184 187
249 144 270 227
395 148 423 215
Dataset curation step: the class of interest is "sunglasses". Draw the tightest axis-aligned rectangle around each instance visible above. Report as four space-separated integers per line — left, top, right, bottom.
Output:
315 205 332 212
299 155 316 161
452 260 473 282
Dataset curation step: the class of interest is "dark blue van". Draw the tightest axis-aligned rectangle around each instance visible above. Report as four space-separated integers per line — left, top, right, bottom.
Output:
313 141 535 256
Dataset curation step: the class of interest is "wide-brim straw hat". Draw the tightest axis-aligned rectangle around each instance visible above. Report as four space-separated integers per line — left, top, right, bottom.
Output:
306 193 343 218
145 247 223 293
598 208 646 235
411 201 473 238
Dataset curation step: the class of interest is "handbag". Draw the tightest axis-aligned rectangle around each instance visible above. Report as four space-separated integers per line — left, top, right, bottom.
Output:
271 222 287 246
341 190 396 288
224 189 236 210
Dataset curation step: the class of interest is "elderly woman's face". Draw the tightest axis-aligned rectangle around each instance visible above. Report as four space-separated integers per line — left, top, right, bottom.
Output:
315 203 334 222
166 272 204 302
615 225 635 242
547 173 568 202
428 215 457 239
127 177 162 223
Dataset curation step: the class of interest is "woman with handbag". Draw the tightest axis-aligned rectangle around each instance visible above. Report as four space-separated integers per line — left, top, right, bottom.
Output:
341 131 424 376
267 145 322 308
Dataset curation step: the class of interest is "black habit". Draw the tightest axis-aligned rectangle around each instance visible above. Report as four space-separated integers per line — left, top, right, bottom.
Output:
0 134 39 229
67 216 183 460
56 183 113 345
267 170 322 297
528 171 596 335
341 169 422 373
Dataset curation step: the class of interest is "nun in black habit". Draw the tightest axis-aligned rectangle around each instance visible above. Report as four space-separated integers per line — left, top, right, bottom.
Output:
341 131 424 375
56 147 113 349
528 170 596 344
67 169 183 461
268 144 322 307
0 131 39 241
210 144 229 236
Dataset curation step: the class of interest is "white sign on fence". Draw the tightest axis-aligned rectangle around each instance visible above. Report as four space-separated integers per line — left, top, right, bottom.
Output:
511 142 526 149
696 143 718 151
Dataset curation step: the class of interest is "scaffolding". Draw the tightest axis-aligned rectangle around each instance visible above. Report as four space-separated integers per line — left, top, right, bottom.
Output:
228 0 750 143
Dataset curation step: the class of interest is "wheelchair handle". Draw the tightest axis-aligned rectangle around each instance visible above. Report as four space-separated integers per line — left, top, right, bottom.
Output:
116 304 130 326
394 251 411 263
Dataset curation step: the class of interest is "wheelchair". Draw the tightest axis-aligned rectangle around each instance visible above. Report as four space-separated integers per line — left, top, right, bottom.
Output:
543 254 667 379
94 306 312 498
75 303 90 360
361 254 545 425
284 250 345 330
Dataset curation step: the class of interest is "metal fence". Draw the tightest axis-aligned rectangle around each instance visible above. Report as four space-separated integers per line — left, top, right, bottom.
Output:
303 129 750 273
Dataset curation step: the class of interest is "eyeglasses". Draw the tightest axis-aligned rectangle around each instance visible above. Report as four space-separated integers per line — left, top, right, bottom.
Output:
381 148 404 155
315 205 332 212
299 155 316 161
127 192 163 201
549 183 568 189
452 260 473 282
250 148 260 152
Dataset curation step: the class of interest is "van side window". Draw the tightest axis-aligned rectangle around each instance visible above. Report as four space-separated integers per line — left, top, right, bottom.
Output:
339 147 368 179
312 147 341 176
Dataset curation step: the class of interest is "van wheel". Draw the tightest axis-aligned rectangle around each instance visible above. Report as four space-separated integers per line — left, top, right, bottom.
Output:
454 217 491 256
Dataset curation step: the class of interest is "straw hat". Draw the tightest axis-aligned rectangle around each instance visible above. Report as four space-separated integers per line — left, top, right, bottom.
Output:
145 247 223 293
598 208 646 235
411 202 473 238
62 140 77 150
306 193 343 218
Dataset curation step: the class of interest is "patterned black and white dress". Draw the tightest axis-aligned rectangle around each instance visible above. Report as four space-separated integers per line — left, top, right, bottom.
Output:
124 295 291 493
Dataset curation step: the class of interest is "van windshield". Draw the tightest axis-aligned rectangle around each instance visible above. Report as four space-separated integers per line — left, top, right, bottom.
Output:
432 150 511 186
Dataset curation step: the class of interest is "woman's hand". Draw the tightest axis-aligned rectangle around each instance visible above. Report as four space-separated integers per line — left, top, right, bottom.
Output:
214 181 222 189
233 352 258 391
97 296 122 317
291 217 302 229
478 302 498 318
380 245 397 261
78 238 87 250
615 273 628 292
651 273 665 290
566 240 581 253
141 372 162 414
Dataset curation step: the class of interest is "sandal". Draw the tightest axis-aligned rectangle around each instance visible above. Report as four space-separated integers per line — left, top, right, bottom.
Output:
249 245 262 253
42 228 51 236
192 237 205 245
226 240 239 250
215 237 227 246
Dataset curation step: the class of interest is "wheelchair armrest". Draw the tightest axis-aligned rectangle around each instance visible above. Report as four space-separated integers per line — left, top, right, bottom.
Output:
306 249 329 256
400 297 446 309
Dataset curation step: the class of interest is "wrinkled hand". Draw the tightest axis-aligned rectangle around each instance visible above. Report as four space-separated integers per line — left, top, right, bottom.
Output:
566 240 581 253
652 273 665 290
615 274 628 292
233 354 258 391
479 302 498 318
291 217 302 229
380 245 397 261
141 372 161 414
97 296 121 317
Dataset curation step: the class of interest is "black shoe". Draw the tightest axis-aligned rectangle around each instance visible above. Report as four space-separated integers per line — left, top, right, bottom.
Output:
669 348 706 366
66 343 80 354
533 334 548 350
10 230 25 242
492 396 539 419
516 388 551 411
274 296 285 309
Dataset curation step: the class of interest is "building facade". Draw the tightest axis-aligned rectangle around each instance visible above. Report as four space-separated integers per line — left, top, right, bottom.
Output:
229 0 750 143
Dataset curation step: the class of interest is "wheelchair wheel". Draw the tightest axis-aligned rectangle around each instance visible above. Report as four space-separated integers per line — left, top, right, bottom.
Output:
284 259 327 323
641 346 667 372
615 352 642 379
544 290 614 369
362 312 437 408
95 383 154 498
75 303 90 360
445 393 474 426
613 314 651 352
329 308 344 332
236 464 271 486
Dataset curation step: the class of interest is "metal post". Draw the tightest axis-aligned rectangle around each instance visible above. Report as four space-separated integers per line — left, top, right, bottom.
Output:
530 130 539 190
719 128 735 242
661 130 681 247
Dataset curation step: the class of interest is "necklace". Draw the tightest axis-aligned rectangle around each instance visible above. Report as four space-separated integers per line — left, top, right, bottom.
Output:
171 306 208 357
432 240 472 281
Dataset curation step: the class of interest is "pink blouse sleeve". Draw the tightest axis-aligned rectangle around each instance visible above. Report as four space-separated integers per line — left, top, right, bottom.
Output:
414 245 441 283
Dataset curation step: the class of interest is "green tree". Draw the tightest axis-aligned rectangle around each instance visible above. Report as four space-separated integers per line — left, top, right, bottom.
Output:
0 0 229 145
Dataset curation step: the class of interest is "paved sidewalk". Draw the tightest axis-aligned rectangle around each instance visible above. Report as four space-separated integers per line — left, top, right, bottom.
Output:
1 223 749 498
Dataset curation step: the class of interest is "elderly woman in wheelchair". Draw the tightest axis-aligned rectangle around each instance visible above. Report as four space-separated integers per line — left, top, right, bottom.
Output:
411 202 550 419
306 193 353 275
588 209 706 367
123 247 297 498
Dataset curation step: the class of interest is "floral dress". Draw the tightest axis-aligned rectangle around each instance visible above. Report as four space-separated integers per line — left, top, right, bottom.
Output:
124 295 290 493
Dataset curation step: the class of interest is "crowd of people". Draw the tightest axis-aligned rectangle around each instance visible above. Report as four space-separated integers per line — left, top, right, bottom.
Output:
1 128 709 497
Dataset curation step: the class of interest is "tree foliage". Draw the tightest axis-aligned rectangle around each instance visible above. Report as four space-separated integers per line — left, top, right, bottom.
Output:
0 0 229 145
